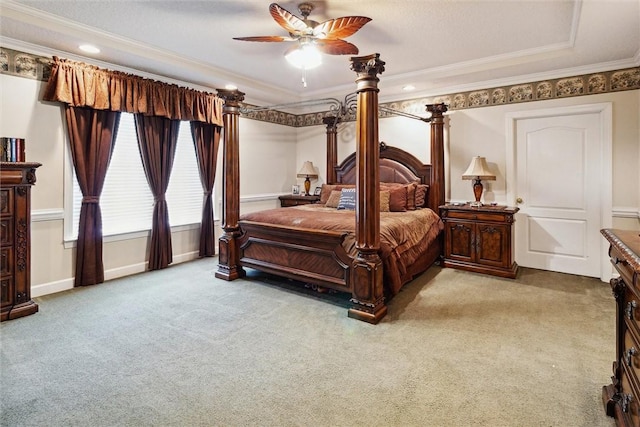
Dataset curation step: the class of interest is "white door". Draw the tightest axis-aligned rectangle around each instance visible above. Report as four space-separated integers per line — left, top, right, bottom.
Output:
508 104 612 279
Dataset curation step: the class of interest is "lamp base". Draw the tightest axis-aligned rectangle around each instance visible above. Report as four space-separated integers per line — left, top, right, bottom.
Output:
471 179 484 206
304 177 311 196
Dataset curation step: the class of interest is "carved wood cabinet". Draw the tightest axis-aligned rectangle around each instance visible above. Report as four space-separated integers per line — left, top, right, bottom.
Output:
440 204 519 278
1 162 40 321
602 228 640 426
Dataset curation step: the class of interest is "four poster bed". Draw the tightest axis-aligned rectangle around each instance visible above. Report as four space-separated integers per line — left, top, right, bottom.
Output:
215 54 448 323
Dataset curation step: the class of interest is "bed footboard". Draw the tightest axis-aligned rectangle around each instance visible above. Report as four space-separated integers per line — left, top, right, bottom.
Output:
238 220 353 292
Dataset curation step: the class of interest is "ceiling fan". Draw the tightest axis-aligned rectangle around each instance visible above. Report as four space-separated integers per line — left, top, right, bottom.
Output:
233 2 372 62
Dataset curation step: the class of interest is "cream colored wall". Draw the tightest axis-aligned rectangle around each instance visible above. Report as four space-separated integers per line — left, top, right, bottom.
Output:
1 74 296 297
296 90 639 230
295 115 432 188
236 118 297 214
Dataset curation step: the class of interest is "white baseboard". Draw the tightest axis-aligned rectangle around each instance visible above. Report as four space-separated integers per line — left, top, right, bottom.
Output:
31 277 74 298
31 250 202 298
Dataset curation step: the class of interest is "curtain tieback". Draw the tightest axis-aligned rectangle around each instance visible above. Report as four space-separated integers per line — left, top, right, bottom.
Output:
82 196 99 204
204 190 213 196
154 195 166 203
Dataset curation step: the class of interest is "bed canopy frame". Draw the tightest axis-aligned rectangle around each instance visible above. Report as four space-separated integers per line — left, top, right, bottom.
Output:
214 53 447 323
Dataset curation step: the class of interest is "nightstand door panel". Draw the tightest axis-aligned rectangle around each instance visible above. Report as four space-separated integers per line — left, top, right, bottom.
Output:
445 221 474 262
476 223 510 268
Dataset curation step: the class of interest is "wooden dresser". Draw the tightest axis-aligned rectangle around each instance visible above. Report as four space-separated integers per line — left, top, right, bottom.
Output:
439 204 519 278
602 228 640 426
1 162 40 321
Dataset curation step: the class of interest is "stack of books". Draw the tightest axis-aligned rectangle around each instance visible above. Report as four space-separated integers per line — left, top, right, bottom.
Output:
1 137 26 162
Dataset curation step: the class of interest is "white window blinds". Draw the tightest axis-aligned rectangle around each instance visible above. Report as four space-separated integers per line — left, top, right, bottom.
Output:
71 113 204 238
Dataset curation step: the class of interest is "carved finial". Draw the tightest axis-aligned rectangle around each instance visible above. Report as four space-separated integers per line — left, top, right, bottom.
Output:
426 103 448 117
322 115 341 129
350 53 385 77
216 89 245 106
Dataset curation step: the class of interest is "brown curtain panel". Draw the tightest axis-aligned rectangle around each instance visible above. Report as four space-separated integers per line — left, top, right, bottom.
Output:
65 106 121 286
134 114 179 270
44 57 224 126
190 122 221 257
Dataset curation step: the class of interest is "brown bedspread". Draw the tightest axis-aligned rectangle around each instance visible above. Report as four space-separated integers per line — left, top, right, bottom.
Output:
240 205 443 295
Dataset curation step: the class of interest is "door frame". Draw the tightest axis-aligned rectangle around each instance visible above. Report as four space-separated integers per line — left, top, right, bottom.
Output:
505 103 613 282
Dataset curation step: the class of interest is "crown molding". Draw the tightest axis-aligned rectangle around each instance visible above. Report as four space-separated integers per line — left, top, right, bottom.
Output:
0 0 295 105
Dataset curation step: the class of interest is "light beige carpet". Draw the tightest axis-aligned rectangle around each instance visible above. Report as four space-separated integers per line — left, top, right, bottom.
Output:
1 259 616 426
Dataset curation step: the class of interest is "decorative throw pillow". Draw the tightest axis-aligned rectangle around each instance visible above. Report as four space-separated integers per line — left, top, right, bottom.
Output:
325 190 342 208
415 184 429 208
319 184 338 204
388 185 407 212
337 188 357 210
379 190 390 212
320 184 355 204
406 182 418 210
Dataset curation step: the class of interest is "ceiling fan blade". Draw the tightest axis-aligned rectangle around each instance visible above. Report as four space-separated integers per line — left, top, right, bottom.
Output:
313 16 372 39
315 39 359 55
233 36 294 42
269 3 310 35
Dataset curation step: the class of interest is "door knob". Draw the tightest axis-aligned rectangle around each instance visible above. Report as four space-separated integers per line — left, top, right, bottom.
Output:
516 197 523 204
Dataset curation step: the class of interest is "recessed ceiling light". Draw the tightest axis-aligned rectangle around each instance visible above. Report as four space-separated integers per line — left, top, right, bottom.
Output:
79 44 100 54
225 84 238 90
402 85 415 91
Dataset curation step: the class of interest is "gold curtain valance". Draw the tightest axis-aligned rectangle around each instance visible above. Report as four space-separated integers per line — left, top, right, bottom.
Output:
43 57 223 126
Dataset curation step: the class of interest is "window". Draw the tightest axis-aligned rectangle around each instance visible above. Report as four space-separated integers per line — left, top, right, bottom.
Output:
70 113 203 239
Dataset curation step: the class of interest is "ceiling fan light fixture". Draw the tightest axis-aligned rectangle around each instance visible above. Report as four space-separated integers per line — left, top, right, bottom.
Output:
285 43 322 70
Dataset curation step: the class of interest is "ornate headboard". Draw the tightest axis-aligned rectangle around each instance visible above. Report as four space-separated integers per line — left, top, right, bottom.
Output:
333 144 436 210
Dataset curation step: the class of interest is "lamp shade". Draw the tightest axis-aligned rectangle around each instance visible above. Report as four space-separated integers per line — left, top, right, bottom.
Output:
285 44 322 70
297 161 317 178
462 156 496 180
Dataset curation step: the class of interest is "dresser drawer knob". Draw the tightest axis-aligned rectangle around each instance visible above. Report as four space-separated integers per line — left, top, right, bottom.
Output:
623 393 634 413
626 347 637 366
627 301 638 320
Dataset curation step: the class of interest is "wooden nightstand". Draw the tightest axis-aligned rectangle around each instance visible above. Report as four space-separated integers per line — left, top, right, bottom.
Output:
439 204 519 278
279 194 320 207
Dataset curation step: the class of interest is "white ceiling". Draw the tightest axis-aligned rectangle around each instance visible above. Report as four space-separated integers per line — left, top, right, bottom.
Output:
1 0 639 105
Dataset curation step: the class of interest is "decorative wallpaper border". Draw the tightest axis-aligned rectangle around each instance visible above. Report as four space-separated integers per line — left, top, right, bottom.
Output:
2 47 638 127
0 47 52 81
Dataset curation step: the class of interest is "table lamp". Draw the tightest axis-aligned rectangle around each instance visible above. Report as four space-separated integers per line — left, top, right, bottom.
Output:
462 156 495 207
297 161 318 196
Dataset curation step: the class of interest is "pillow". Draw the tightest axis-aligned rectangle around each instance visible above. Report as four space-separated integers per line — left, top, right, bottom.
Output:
320 184 354 204
325 190 342 208
406 182 418 210
388 186 407 212
379 190 390 212
320 184 337 204
415 184 429 208
337 188 356 210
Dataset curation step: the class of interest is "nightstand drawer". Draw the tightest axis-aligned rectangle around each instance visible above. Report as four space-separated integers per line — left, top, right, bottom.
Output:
446 210 506 222
279 195 320 207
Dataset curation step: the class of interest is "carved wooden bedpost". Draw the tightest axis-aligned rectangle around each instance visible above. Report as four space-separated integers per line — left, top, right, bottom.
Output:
427 103 448 212
215 89 246 281
323 115 341 184
348 53 387 324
